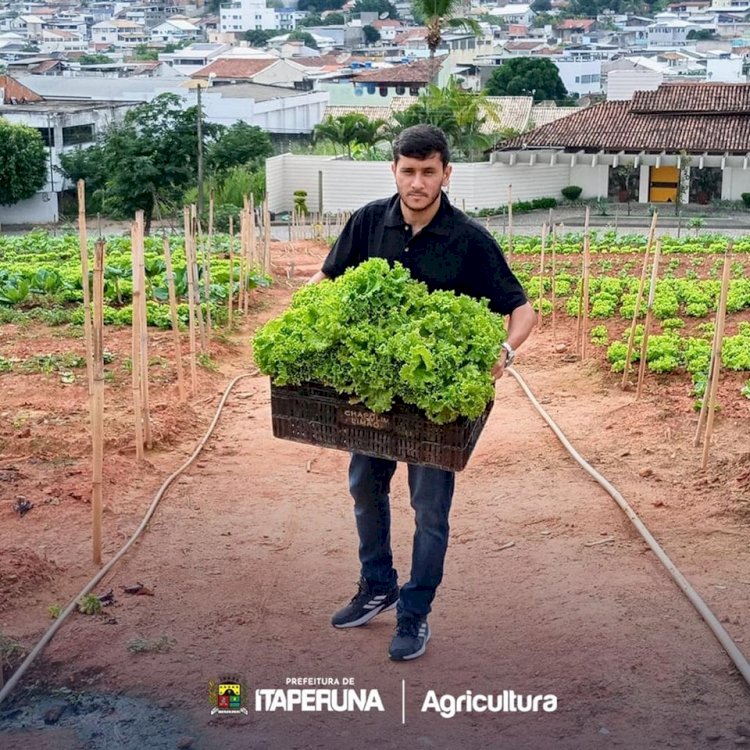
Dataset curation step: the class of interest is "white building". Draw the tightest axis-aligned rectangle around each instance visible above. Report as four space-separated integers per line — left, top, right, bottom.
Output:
219 0 277 34
159 42 233 76
150 18 202 43
275 7 306 31
91 20 149 47
647 13 699 45
0 80 134 225
486 4 535 26
555 58 603 96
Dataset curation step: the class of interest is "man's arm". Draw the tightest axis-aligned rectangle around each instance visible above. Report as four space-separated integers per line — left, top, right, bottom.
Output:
491 301 537 380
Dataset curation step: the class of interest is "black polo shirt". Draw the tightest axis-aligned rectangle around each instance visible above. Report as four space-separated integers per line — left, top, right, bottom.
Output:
321 192 527 316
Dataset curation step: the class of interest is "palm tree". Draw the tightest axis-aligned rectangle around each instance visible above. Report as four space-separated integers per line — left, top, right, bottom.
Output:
313 113 387 158
412 0 481 58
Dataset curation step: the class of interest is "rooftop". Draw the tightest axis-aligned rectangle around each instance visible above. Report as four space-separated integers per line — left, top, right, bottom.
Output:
491 83 750 155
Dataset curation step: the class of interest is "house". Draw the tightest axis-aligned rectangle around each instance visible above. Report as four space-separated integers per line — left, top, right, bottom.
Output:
150 18 202 44
486 4 536 27
647 13 700 45
370 18 404 42
488 82 750 205
0 74 135 225
91 19 149 47
351 56 447 97
191 56 309 87
555 18 597 44
158 42 233 76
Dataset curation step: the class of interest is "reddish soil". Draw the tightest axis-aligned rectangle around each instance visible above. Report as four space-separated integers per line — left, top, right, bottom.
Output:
1 239 749 750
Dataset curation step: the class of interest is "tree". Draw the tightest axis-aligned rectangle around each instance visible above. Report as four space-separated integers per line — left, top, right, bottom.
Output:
531 0 551 10
411 0 479 58
321 11 346 23
484 58 567 101
244 29 277 45
352 0 398 18
132 44 158 61
313 113 387 158
363 25 381 44
0 118 47 206
208 121 273 174
687 29 716 40
79 53 113 64
386 79 500 161
60 94 223 233
288 30 319 49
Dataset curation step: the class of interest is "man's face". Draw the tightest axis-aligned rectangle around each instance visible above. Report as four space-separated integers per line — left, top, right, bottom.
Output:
391 152 452 213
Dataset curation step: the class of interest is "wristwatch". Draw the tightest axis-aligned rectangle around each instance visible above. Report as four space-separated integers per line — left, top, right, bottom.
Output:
501 341 516 367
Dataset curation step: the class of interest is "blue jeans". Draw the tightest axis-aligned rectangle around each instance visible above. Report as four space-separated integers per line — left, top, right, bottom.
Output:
348 453 455 619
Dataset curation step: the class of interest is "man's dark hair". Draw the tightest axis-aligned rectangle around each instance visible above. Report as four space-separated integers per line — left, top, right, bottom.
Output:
393 125 450 167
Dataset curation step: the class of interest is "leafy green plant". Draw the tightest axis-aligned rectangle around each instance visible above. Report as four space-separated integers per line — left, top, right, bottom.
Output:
254 259 506 423
48 603 62 619
590 325 609 346
78 594 102 615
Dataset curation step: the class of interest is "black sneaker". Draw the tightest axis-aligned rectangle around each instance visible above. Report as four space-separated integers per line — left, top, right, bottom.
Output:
388 616 431 661
331 577 399 629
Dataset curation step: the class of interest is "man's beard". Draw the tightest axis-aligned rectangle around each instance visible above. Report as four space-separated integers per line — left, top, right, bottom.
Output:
400 187 442 214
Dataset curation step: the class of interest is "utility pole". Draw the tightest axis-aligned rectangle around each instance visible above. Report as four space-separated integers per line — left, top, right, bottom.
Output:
196 82 204 218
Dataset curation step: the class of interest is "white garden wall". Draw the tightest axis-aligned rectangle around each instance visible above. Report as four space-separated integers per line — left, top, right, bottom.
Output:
266 154 571 214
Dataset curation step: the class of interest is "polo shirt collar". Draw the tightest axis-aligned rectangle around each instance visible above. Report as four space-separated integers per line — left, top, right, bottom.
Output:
383 191 453 237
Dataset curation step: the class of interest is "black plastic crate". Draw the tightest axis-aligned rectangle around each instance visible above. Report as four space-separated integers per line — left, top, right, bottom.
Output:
269 382 493 472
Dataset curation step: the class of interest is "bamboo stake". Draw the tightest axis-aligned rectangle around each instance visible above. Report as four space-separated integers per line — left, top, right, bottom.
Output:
247 196 256 315
551 223 558 342
263 198 271 276
134 211 152 450
700 248 733 468
163 234 186 403
91 239 105 566
228 215 234 330
204 195 214 346
538 221 547 331
694 327 718 448
507 184 513 264
184 208 199 394
622 211 658 389
580 209 592 361
575 206 590 356
238 199 248 314
636 240 662 400
78 180 94 397
130 222 144 461
190 206 207 352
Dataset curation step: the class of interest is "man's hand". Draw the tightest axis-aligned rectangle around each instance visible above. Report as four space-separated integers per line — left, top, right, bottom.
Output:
491 350 509 380
307 270 328 285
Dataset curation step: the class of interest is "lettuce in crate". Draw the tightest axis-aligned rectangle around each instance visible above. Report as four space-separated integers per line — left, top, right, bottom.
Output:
253 259 507 424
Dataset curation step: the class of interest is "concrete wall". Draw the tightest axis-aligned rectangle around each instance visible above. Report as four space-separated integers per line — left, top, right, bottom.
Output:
721 167 750 201
267 155 572 213
570 163 609 199
0 191 59 226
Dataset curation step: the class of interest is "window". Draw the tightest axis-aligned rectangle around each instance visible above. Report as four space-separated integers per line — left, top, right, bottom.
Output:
36 126 54 148
62 124 94 146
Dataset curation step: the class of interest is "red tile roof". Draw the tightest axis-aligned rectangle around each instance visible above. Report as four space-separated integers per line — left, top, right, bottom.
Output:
192 58 276 80
491 83 750 154
555 18 596 30
631 82 750 114
353 56 445 85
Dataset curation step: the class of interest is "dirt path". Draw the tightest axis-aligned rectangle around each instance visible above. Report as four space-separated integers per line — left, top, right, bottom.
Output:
1 243 749 750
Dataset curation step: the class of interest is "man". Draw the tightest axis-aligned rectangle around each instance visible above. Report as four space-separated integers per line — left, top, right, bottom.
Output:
308 124 536 661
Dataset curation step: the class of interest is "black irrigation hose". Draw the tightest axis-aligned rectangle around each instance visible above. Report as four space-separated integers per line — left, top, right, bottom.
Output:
506 366 750 689
0 371 256 706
